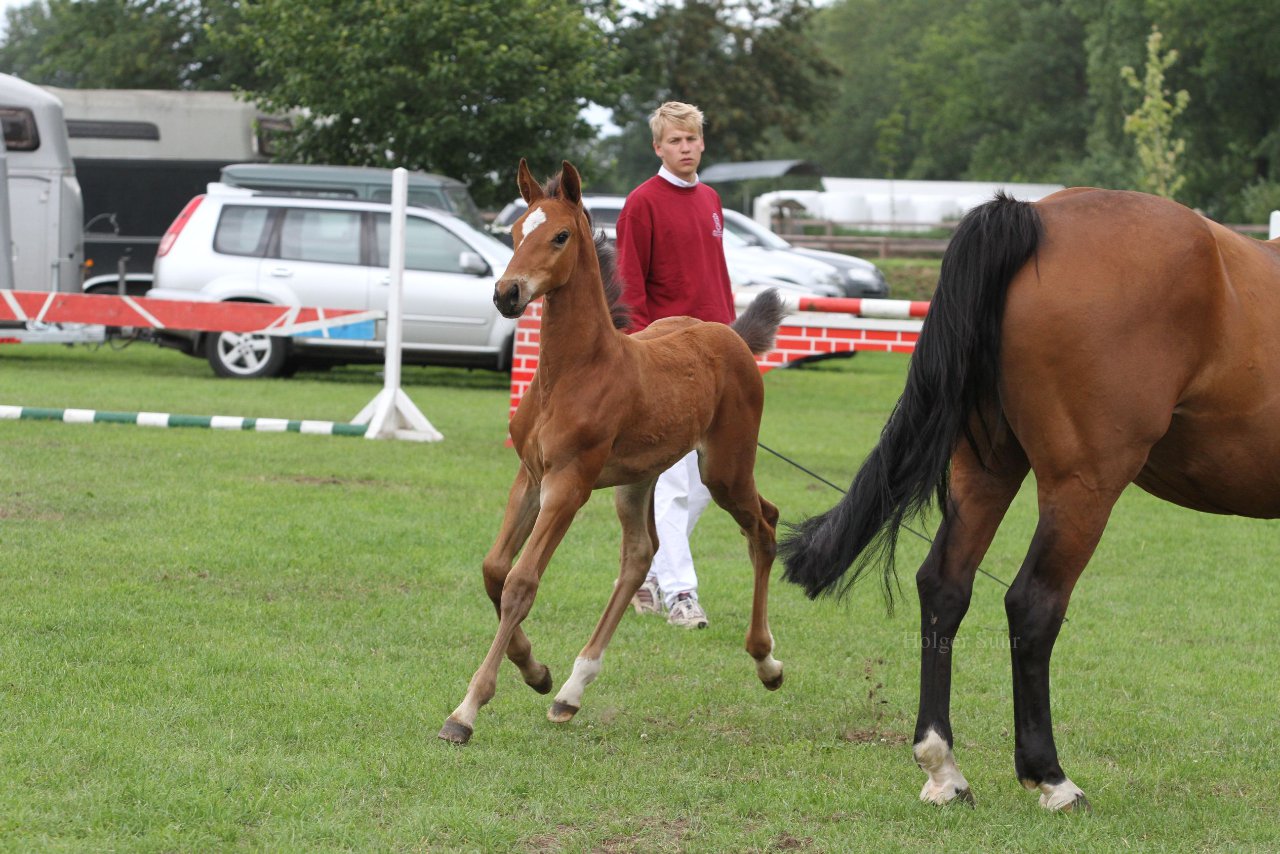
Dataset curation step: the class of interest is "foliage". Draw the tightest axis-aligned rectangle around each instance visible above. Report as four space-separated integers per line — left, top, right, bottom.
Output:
799 0 1087 184
1238 179 1280 225
4 344 1280 848
588 0 838 194
799 0 1280 220
1120 26 1189 199
0 0 261 90
5 0 1280 219
209 0 623 208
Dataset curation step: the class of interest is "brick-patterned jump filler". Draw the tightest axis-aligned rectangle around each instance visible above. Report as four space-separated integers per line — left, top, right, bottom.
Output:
506 293 929 421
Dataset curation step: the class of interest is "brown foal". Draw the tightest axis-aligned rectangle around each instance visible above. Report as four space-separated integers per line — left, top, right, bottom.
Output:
439 159 787 745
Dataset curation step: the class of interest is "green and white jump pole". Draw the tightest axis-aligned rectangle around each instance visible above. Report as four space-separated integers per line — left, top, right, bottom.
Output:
0 404 368 436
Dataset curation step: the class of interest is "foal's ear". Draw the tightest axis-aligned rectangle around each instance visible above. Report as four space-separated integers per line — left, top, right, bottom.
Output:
560 160 582 206
517 158 544 205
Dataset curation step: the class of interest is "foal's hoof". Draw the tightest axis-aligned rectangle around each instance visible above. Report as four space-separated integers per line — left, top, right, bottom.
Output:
437 718 473 745
526 664 553 695
547 701 579 723
756 658 784 691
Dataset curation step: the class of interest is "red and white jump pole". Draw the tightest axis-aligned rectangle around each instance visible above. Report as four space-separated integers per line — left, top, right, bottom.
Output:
506 292 929 421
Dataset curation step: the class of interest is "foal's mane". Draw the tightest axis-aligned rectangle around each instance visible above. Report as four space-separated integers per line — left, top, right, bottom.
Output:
544 172 631 331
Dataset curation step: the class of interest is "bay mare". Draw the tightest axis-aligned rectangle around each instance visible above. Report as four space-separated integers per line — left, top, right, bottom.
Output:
782 187 1280 811
440 160 788 745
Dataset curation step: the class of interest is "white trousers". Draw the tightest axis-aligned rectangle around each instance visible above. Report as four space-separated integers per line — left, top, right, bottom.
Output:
648 450 712 607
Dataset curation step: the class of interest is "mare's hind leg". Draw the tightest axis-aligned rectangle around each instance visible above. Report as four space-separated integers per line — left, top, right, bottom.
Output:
701 446 783 690
549 479 658 723
481 467 552 695
1004 468 1129 812
914 432 1028 807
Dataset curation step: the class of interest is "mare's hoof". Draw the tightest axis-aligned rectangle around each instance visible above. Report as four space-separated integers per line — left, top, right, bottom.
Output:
437 718 473 745
1036 779 1091 812
921 783 975 807
1056 793 1091 814
527 665 553 695
547 701 579 723
762 671 784 691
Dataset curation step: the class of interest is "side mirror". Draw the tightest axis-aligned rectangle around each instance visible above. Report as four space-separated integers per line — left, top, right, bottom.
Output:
459 251 489 276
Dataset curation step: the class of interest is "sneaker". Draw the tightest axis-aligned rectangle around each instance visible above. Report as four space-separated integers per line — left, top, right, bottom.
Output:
631 577 663 615
667 592 708 629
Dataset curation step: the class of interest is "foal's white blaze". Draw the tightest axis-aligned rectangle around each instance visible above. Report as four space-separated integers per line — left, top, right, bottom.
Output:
915 728 972 804
554 655 602 709
1033 777 1087 811
520 205 547 240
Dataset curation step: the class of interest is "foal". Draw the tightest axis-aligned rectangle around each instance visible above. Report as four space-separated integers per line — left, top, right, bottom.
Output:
439 159 787 745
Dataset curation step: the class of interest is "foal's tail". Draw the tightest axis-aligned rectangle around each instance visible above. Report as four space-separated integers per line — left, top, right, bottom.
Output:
731 288 786 355
780 193 1042 607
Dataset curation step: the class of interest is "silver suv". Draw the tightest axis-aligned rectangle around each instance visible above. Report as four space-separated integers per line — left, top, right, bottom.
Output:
148 185 515 378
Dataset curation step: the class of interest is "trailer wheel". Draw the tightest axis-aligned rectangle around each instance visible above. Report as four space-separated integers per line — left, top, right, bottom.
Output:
204 330 291 379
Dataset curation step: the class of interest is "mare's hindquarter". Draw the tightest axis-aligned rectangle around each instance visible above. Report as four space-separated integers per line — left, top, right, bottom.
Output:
999 189 1280 517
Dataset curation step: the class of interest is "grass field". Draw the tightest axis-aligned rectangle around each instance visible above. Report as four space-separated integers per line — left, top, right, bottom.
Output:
3 343 1278 852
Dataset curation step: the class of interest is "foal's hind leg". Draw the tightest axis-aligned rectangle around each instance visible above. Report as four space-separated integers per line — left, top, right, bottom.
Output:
702 448 783 690
549 479 658 723
914 435 1028 807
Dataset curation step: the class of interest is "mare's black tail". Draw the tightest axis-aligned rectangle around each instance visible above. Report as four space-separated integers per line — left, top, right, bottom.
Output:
779 193 1042 607
732 288 786 355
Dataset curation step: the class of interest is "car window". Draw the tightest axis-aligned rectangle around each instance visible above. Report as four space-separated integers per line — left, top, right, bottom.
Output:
214 205 272 256
277 208 362 264
723 210 791 249
0 107 40 151
586 206 621 227
443 187 485 229
371 187 448 211
375 213 473 274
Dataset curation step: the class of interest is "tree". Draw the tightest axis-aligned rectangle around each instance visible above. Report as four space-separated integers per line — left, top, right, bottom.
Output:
0 0 262 91
212 0 622 207
1120 26 1189 199
598 0 837 192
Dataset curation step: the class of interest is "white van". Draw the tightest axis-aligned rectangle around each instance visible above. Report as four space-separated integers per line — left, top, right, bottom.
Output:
0 74 84 293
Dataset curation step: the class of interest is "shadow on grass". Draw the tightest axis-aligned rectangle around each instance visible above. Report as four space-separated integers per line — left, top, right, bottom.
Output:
5 341 512 393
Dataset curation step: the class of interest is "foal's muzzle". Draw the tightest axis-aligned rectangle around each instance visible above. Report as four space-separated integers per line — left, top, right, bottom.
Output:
493 279 526 319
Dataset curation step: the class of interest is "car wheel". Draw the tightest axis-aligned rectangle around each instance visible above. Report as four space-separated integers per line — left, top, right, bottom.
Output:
204 330 291 378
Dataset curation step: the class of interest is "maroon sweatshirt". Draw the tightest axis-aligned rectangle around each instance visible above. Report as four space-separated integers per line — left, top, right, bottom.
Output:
615 175 735 332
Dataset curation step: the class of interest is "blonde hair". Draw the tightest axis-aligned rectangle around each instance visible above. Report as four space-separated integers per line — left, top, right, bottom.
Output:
649 101 704 143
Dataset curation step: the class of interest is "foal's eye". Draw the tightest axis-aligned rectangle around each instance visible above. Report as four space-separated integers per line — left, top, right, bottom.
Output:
554 230 570 246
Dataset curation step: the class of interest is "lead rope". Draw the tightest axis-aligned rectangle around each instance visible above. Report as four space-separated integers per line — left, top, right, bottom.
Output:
757 441 1011 590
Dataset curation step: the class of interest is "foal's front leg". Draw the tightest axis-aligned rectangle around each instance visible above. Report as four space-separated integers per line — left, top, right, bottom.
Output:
481 467 552 694
439 465 596 745
549 479 658 723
